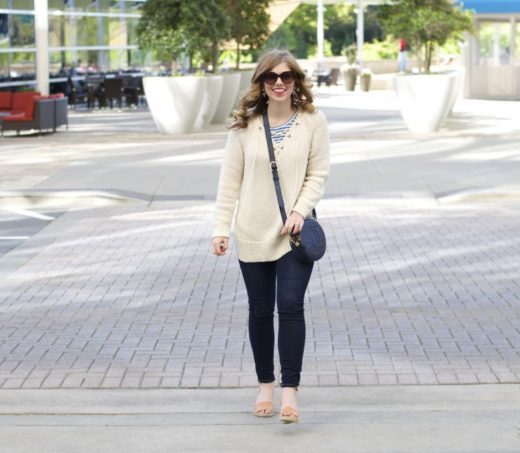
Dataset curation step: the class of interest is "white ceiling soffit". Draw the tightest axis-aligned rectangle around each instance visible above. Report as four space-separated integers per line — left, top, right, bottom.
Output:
268 1 302 33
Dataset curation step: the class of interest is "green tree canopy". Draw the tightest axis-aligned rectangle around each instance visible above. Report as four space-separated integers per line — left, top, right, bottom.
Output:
260 4 385 59
136 0 230 73
226 0 271 70
377 0 474 72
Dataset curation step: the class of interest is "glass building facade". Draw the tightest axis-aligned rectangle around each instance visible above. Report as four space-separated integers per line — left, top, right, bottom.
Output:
460 1 520 99
0 0 146 88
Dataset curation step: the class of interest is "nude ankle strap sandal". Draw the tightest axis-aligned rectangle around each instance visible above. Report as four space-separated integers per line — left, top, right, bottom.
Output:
255 400 274 417
254 385 275 417
279 386 299 423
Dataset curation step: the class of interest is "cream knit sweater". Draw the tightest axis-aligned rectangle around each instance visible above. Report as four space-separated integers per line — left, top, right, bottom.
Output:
212 108 330 262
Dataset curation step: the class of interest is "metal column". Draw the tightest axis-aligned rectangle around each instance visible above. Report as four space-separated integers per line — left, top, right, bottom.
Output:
356 0 364 67
316 0 324 72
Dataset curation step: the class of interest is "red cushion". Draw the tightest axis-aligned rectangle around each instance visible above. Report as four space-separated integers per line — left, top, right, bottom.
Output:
2 113 31 122
11 92 40 113
49 93 64 99
0 92 12 110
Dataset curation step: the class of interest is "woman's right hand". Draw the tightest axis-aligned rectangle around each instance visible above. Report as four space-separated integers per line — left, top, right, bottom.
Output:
212 236 229 256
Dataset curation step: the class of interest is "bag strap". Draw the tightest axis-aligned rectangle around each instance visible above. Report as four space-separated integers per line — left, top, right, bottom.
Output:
262 111 288 225
262 111 317 226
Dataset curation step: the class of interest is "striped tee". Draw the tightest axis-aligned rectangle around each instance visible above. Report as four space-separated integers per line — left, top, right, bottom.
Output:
270 110 298 144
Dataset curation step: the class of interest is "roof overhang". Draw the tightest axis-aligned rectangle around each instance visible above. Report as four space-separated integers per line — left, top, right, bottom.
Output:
458 1 520 14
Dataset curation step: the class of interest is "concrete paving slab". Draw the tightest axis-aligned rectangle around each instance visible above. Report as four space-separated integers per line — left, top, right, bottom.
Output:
0 385 518 452
1 91 519 210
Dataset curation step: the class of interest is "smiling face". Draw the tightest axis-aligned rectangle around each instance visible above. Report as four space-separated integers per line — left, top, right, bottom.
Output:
262 62 295 106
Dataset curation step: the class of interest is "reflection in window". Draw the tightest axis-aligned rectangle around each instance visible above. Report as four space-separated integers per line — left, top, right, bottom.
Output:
0 14 8 48
48 47 150 73
0 0 33 10
514 23 520 66
48 0 145 13
478 22 512 66
126 17 138 45
9 51 36 78
0 53 8 79
10 14 34 47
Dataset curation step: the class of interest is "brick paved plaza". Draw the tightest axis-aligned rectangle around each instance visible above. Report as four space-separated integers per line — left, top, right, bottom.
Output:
0 197 518 389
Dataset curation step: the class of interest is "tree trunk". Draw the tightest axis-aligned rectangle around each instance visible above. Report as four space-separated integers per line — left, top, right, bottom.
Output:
211 41 218 74
416 47 423 73
171 57 178 75
425 42 433 73
189 51 193 73
235 41 240 71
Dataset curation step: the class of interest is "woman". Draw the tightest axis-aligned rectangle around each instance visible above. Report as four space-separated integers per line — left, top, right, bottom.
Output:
211 49 330 424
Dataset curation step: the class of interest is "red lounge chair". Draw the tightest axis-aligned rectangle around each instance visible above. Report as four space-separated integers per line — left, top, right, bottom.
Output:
1 95 55 136
10 91 42 114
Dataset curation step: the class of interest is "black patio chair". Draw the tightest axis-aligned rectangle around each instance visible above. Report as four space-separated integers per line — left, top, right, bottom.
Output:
85 76 106 109
68 77 89 108
103 77 124 109
122 76 140 107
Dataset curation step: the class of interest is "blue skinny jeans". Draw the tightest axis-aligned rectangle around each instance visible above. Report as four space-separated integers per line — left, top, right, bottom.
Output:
238 250 314 388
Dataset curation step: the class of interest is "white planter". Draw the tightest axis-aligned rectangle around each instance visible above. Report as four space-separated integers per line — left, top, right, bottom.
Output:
211 73 241 124
393 73 457 133
143 76 207 134
447 67 465 117
194 75 224 129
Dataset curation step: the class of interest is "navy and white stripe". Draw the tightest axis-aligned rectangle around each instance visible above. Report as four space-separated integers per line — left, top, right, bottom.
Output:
270 110 298 144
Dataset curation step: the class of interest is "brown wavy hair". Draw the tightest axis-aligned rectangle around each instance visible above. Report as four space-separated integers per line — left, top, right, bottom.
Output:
230 49 315 129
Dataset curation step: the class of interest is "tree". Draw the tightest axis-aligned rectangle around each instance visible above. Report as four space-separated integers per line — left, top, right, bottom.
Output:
260 4 386 59
279 4 318 58
326 5 385 56
136 0 182 73
181 0 230 72
226 0 271 70
136 0 229 74
377 0 474 72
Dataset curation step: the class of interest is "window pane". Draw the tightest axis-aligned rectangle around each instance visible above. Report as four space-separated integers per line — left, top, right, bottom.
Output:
108 16 126 47
0 53 8 79
10 14 34 47
10 51 35 78
55 15 103 47
478 21 512 66
128 48 148 69
0 0 33 10
108 48 127 69
0 13 8 48
49 14 137 49
48 0 144 13
127 17 138 45
48 14 63 47
515 22 520 66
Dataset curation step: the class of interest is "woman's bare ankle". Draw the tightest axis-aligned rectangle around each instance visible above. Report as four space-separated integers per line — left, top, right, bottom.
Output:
280 386 298 407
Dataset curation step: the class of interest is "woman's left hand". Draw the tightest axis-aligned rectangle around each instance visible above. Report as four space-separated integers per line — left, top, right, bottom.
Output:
281 211 304 236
